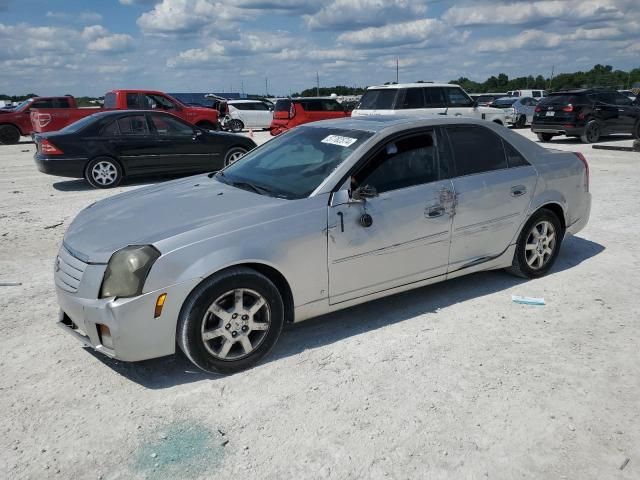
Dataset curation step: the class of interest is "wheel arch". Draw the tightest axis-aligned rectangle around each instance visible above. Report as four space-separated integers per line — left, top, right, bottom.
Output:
492 119 504 126
532 202 567 233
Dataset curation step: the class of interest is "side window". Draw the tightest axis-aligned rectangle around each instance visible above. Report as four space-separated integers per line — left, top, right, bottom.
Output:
31 99 54 109
117 115 149 135
613 93 632 106
446 125 507 176
503 140 530 168
253 102 269 111
532 91 541 98
52 98 69 108
126 93 142 108
400 88 425 109
150 115 193 136
530 98 539 105
445 88 474 107
354 132 438 193
104 92 117 109
425 88 447 108
232 103 249 110
321 100 341 111
101 120 120 136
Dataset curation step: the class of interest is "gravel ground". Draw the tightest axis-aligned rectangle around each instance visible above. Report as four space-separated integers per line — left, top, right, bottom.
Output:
1 127 639 480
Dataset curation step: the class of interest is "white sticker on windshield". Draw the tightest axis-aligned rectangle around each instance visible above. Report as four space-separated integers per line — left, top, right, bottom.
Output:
321 135 358 147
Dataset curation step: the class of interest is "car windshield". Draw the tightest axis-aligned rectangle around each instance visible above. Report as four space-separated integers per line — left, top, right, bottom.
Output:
217 126 373 199
492 98 517 106
357 89 398 110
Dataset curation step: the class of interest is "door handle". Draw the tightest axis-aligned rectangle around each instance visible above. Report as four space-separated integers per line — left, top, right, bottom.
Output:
510 185 527 197
427 206 445 218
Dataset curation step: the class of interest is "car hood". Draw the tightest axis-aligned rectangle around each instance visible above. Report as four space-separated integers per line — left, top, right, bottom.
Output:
63 175 284 263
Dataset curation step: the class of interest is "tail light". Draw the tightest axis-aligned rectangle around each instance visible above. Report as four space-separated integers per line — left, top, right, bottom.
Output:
563 104 574 112
574 152 589 191
40 138 63 155
535 106 541 113
36 113 52 128
289 102 295 119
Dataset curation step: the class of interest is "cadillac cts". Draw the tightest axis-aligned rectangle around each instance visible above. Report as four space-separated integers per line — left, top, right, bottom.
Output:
55 117 590 373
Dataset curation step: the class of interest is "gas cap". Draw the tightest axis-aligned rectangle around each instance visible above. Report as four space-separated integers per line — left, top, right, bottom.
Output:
360 213 373 228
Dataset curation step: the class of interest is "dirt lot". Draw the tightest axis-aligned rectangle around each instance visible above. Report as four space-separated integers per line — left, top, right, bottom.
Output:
1 128 639 479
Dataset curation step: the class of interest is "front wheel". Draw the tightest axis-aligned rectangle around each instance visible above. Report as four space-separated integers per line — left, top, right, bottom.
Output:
228 119 244 133
0 124 21 145
516 115 527 128
224 146 247 166
507 208 563 279
85 157 123 189
536 132 554 142
177 267 285 374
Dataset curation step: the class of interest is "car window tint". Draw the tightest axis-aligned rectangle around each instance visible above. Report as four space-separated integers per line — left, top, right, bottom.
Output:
357 89 397 110
117 115 149 135
400 88 425 109
31 99 54 108
447 125 507 175
253 102 269 111
445 88 474 107
126 93 142 108
355 132 437 193
232 103 250 110
151 115 193 136
612 93 632 105
101 120 120 136
532 91 541 98
503 140 529 168
425 88 447 108
104 93 116 109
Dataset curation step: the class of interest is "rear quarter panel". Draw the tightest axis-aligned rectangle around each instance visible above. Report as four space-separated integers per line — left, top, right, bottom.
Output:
31 108 99 133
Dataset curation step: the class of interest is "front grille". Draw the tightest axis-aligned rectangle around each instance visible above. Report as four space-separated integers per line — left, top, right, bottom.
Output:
54 246 88 293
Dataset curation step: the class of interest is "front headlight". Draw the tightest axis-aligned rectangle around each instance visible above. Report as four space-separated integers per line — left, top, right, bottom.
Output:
100 245 160 298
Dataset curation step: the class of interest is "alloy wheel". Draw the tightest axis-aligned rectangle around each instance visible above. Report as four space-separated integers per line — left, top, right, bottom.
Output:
587 123 600 143
226 150 245 165
91 161 118 186
201 288 271 361
524 220 556 270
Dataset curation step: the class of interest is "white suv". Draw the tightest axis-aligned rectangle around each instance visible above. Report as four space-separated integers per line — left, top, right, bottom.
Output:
226 100 273 132
352 83 506 125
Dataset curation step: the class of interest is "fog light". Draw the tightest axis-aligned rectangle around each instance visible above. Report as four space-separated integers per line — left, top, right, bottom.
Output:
98 324 113 349
155 293 167 318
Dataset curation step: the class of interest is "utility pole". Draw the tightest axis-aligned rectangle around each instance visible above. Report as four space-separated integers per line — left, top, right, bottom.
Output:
316 71 320 96
265 77 268 97
396 57 399 84
241 80 244 96
548 65 555 90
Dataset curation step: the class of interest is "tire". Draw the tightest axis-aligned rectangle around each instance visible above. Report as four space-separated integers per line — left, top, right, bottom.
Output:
516 115 527 129
0 124 21 145
197 121 218 131
228 119 244 133
507 208 564 279
580 120 601 143
536 132 554 142
633 121 640 139
85 157 123 189
224 146 247 166
177 266 285 374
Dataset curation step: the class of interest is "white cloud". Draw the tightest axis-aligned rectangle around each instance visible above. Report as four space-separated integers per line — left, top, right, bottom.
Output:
46 10 103 23
87 34 135 53
137 0 248 34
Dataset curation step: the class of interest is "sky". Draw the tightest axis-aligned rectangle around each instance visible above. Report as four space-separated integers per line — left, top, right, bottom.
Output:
1 0 639 96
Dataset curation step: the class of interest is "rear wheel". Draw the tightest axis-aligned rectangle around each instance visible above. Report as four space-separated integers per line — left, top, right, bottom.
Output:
507 208 563 279
0 124 21 145
85 157 123 189
177 267 285 374
224 146 247 166
633 120 640 139
228 119 244 133
536 132 554 142
581 120 601 143
516 114 527 128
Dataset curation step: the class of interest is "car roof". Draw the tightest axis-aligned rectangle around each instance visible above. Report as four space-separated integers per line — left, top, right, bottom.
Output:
302 115 498 133
366 83 456 90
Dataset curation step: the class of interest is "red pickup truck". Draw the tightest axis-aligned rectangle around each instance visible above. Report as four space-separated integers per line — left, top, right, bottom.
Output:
0 96 80 144
30 90 220 134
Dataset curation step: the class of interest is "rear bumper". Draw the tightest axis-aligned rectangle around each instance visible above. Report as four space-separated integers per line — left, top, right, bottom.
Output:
34 154 87 178
531 122 584 136
566 193 591 237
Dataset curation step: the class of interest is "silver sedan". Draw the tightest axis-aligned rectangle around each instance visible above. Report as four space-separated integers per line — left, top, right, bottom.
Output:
55 116 591 373
492 96 539 128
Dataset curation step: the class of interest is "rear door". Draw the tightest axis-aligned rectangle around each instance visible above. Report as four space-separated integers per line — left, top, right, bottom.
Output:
444 125 538 272
592 92 620 131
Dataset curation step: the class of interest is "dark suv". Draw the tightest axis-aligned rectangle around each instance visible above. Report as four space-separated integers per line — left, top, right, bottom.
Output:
531 88 640 143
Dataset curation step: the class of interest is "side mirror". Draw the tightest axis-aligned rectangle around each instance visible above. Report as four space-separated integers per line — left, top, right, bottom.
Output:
193 130 203 140
352 184 378 201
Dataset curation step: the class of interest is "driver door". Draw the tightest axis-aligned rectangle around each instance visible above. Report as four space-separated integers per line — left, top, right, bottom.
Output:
328 129 454 305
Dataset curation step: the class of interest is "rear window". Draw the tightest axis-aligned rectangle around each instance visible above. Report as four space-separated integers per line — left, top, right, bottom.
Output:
104 92 117 109
357 89 398 110
275 99 291 112
492 98 517 107
540 94 583 106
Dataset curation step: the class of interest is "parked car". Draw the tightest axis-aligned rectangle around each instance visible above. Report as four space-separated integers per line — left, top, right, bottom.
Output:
0 96 80 144
491 96 538 128
30 90 220 134
618 90 636 101
469 93 507 106
225 100 273 132
531 88 640 143
34 110 256 188
54 116 590 373
507 89 547 99
352 83 506 125
270 97 350 135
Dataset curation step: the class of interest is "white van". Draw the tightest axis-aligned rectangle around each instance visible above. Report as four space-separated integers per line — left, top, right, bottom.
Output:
352 83 506 125
506 89 547 99
226 100 273 132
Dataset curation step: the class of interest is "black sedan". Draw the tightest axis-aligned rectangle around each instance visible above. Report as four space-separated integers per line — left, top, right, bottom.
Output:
34 110 257 188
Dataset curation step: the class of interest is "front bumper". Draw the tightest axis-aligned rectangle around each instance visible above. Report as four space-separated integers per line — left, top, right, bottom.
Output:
34 154 87 178
56 278 200 362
